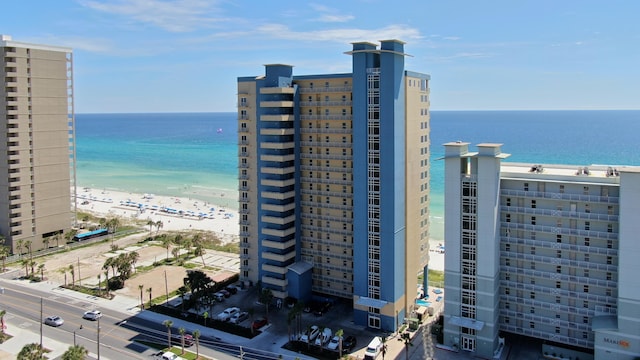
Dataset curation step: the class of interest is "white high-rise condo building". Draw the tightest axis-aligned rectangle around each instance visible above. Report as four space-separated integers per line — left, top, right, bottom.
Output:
442 142 640 360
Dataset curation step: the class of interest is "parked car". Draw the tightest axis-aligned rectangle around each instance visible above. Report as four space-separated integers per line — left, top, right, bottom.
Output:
219 289 230 298
313 302 332 316
343 335 357 351
44 316 64 327
300 325 319 343
213 292 225 302
229 311 249 324
158 351 185 360
327 335 341 351
216 307 240 321
315 327 332 346
82 310 102 320
251 317 268 330
171 333 194 347
225 285 238 294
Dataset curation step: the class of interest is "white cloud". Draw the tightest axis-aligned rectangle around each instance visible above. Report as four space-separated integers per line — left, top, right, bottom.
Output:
316 14 355 23
443 36 460 41
78 0 229 32
255 23 422 43
308 3 354 23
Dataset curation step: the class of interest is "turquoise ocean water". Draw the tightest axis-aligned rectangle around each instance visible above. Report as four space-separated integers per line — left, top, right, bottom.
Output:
75 110 640 241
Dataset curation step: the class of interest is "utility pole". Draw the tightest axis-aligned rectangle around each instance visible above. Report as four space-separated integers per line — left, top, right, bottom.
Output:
164 270 169 305
77 257 82 286
39 297 43 348
97 316 100 359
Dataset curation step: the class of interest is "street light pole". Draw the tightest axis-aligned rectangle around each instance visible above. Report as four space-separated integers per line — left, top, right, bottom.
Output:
97 316 100 359
39 297 43 348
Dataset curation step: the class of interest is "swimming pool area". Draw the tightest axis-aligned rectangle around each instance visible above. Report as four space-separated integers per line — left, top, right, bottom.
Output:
416 299 432 307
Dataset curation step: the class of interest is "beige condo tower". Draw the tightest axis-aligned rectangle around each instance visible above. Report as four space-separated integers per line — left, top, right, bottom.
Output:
0 35 75 255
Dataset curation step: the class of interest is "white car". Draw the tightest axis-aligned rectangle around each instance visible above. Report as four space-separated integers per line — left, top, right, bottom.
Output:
229 311 249 324
216 307 240 321
44 316 64 327
315 327 332 346
83 310 103 320
327 335 341 350
159 352 185 360
300 325 319 343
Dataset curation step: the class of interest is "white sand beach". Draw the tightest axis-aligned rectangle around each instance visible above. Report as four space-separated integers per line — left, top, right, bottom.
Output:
75 187 445 271
76 187 240 243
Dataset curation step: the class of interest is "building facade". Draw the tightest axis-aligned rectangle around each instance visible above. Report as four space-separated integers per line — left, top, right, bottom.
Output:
0 35 75 254
443 142 640 359
237 40 431 331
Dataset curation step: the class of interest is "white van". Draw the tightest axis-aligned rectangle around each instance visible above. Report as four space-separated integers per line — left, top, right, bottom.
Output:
363 336 383 360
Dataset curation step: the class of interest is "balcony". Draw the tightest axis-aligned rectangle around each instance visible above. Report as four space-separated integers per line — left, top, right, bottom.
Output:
260 87 295 94
262 249 296 262
262 238 296 250
299 86 352 93
262 214 295 225
299 101 353 107
260 142 294 150
261 114 294 121
260 100 294 108
261 226 296 237
261 178 295 187
260 128 295 136
262 275 288 288
260 154 295 162
262 264 288 275
261 190 295 200
260 166 295 175
261 202 296 212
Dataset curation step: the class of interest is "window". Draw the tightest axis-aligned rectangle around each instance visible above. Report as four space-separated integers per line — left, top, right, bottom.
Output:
531 216 536 225
607 256 612 265
559 185 564 193
524 183 529 191
607 224 613 233
556 234 562 243
585 221 590 231
506 214 511 223
607 272 612 280
556 281 562 289
583 186 589 195
583 285 589 293
585 204 590 213
531 200 536 209
584 237 590 246
506 198 511 206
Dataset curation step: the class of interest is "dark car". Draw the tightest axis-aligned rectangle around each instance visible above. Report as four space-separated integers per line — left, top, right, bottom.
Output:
219 289 231 298
343 335 357 351
171 333 194 347
252 317 268 330
225 285 238 295
313 302 332 316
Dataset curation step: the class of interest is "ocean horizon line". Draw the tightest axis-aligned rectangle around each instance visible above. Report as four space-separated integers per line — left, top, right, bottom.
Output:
74 109 640 115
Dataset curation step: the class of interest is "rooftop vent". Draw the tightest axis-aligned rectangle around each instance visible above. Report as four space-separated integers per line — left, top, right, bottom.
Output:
529 164 544 173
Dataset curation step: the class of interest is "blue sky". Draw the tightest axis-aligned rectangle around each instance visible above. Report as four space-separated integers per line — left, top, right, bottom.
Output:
2 0 638 113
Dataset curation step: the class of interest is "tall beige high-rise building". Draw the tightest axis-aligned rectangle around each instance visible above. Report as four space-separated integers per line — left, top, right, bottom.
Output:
0 35 75 254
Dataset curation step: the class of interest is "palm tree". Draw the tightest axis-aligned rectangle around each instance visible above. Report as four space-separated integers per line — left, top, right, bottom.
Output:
178 327 186 354
259 288 273 319
97 273 102 296
192 329 201 359
69 264 75 287
62 344 88 360
16 239 24 259
146 287 153 307
37 264 45 281
177 285 190 312
25 240 33 261
162 237 172 261
162 320 173 349
17 343 44 360
335 328 344 356
171 247 180 262
58 267 68 286
194 245 206 267
21 258 30 277
146 219 155 238
104 270 110 297
107 217 120 245
29 259 36 278
139 284 144 309
155 220 164 236
42 237 50 251
397 332 413 360
203 311 209 327
128 251 140 273
0 246 8 273
0 309 6 336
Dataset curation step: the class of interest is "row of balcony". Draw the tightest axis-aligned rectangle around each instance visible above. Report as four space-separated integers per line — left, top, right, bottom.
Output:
300 115 352 121
300 128 351 134
300 154 352 161
300 141 350 148
501 205 618 222
300 248 353 262
300 189 353 198
299 101 352 106
499 324 592 348
300 200 352 211
500 294 593 317
500 279 616 305
500 251 617 272
261 226 295 238
300 165 352 173
500 264 617 289
502 235 619 256
501 188 619 204
299 86 352 93
501 221 618 240
499 309 590 332
300 236 353 249
300 212 353 224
